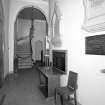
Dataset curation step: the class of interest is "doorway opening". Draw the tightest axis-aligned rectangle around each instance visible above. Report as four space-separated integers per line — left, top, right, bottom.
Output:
14 6 48 72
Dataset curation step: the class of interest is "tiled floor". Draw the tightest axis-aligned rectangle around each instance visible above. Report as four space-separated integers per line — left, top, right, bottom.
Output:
1 67 55 105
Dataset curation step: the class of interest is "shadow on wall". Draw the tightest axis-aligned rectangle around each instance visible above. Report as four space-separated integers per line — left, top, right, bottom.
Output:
32 40 43 62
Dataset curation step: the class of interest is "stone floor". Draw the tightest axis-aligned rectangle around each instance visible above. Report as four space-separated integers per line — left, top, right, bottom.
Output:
0 67 55 105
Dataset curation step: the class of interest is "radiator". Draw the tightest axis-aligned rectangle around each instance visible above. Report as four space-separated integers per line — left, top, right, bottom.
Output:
44 54 50 66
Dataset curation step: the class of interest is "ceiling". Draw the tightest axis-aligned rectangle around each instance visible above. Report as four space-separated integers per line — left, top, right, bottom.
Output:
18 7 46 20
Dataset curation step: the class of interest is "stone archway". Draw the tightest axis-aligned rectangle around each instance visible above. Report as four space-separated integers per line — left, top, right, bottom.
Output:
14 6 48 69
8 0 48 72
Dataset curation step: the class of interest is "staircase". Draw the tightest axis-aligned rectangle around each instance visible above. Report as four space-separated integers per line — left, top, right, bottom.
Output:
16 38 33 69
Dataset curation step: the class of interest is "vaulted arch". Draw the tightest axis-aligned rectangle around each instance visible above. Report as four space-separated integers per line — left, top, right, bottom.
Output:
8 0 48 72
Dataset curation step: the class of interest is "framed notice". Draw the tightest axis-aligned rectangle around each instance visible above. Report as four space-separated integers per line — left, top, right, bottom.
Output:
85 34 105 55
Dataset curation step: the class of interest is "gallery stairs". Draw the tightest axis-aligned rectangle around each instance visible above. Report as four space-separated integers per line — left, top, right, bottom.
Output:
16 38 33 69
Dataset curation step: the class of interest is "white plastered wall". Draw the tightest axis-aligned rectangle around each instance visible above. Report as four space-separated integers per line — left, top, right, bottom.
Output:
56 0 105 105
2 0 10 77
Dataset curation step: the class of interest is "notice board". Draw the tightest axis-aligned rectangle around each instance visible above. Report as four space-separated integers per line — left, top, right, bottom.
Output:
85 35 105 55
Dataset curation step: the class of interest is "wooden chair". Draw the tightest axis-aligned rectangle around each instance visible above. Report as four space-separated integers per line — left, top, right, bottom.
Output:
55 71 78 105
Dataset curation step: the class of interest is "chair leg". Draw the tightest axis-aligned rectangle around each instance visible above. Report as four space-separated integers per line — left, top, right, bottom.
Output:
55 89 64 105
55 89 57 105
60 94 67 105
55 89 60 105
74 92 77 105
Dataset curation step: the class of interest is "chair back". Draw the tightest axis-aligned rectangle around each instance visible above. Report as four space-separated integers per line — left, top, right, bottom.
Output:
67 71 78 90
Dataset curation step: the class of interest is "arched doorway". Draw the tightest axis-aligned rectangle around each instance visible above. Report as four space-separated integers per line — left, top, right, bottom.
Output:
14 7 48 71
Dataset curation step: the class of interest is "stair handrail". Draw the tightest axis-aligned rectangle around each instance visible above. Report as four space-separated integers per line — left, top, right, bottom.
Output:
17 55 31 60
17 36 29 42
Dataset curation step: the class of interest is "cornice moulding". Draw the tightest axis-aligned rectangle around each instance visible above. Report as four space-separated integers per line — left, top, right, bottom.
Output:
17 0 48 4
82 22 105 33
82 0 105 33
82 14 105 32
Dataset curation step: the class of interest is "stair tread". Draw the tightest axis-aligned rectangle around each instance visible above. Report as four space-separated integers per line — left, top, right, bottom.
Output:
17 40 33 69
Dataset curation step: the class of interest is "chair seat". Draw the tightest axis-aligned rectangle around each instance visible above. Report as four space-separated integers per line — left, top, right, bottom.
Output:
55 71 78 105
56 86 75 96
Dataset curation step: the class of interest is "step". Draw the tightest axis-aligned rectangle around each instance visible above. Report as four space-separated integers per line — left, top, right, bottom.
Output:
18 62 33 68
18 61 33 65
18 65 33 69
18 57 32 60
17 48 31 51
17 54 32 58
17 48 31 52
17 51 31 54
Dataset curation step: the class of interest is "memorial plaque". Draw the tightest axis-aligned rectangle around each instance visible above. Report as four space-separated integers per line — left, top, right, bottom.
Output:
85 35 105 55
